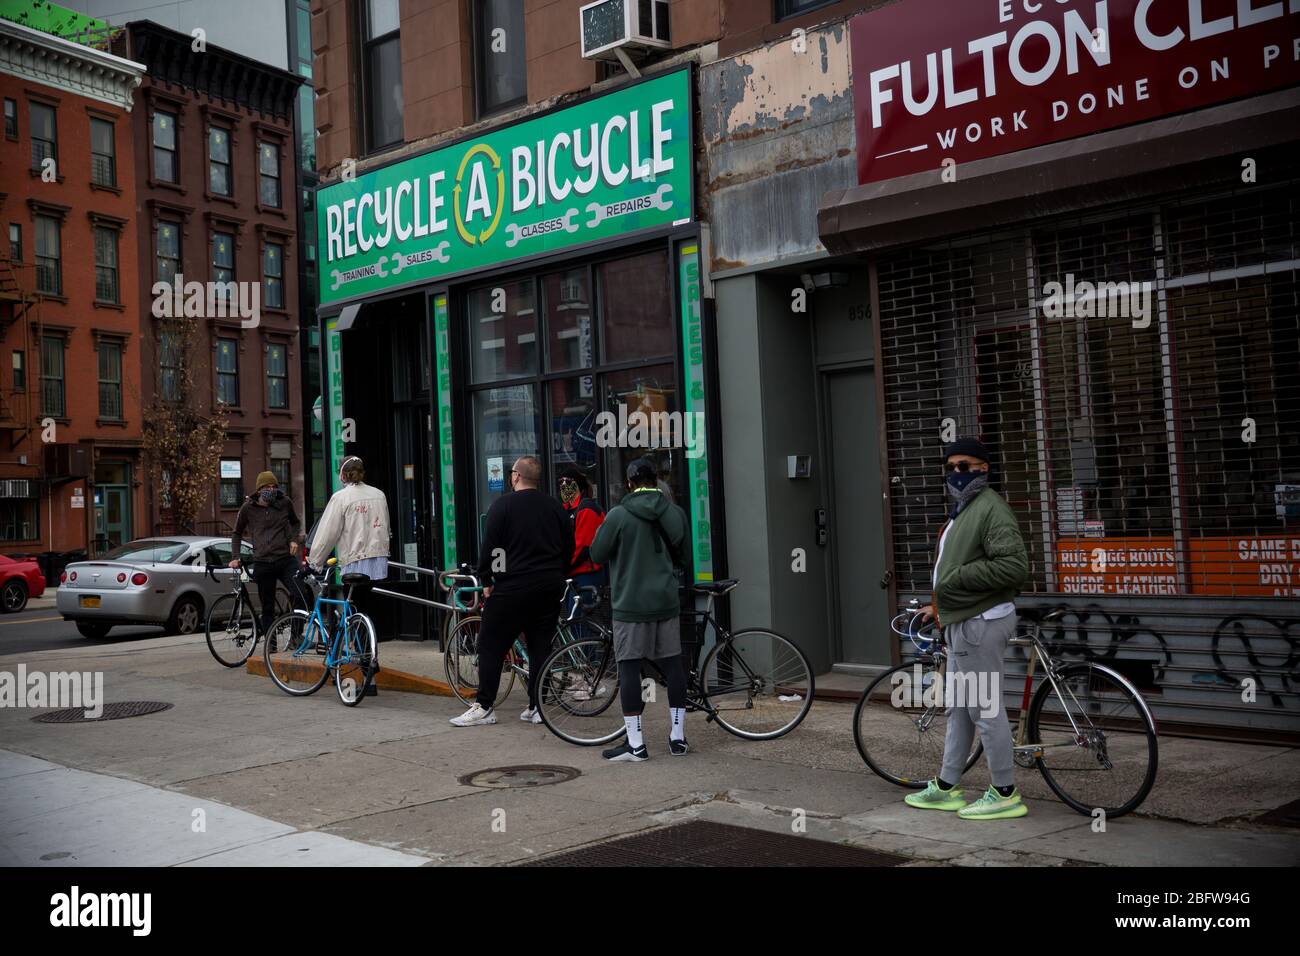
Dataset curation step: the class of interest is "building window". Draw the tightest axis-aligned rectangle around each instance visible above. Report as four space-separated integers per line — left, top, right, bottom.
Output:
216 337 239 405
153 110 178 183
159 330 181 401
98 340 123 420
270 456 290 487
90 117 116 187
93 227 119 303
360 0 402 151
219 460 243 508
30 102 56 171
3 98 16 139
0 497 39 542
474 0 526 116
267 342 288 409
258 142 281 207
212 232 235 297
263 242 284 308
40 335 64 418
775 0 835 20
7 223 20 263
34 216 61 295
209 126 232 196
12 350 25 391
156 222 180 283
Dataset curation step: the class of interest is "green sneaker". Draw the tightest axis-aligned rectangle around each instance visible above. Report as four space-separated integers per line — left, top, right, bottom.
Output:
904 779 966 811
957 786 1029 820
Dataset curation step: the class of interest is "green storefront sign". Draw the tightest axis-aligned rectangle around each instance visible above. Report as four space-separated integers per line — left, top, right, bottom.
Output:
677 243 712 583
317 69 693 307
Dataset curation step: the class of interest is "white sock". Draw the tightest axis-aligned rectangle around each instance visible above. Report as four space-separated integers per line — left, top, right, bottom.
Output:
670 707 686 741
624 715 643 749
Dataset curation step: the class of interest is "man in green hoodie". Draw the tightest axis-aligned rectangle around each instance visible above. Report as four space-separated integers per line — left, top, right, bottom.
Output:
589 457 690 761
904 437 1030 820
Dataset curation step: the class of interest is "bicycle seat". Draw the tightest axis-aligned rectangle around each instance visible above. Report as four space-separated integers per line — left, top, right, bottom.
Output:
693 579 739 595
341 573 371 585
1040 607 1068 623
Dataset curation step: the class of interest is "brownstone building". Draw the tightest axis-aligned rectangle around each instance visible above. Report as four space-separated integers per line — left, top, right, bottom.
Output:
117 21 305 537
0 18 144 564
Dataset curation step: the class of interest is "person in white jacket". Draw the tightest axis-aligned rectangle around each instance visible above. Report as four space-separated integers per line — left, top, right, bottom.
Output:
309 456 392 580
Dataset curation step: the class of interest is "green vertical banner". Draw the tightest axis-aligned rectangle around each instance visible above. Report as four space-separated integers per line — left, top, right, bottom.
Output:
325 316 344 494
677 243 713 583
434 293 457 570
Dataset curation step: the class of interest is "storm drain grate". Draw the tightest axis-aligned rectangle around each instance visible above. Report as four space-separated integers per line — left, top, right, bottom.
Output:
521 820 910 867
32 701 174 723
1253 798 1300 829
459 765 580 789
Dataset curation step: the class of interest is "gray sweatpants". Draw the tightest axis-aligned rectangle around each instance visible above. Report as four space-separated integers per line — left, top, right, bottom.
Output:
940 613 1016 788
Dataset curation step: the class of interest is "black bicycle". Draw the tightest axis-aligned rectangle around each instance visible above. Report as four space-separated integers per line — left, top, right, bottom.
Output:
536 579 815 745
203 564 298 667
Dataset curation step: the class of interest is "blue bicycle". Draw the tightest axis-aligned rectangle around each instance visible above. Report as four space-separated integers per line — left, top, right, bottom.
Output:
263 559 379 706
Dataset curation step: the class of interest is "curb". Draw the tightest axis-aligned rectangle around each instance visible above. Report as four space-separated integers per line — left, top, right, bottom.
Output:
244 654 466 699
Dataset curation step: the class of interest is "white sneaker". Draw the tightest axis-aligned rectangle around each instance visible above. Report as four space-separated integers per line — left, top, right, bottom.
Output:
519 707 542 724
450 703 496 726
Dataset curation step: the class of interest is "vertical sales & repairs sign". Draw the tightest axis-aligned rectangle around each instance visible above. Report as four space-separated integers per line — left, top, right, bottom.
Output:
851 0 1300 184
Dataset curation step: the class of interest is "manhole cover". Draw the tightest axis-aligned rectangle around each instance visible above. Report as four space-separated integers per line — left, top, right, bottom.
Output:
31 701 173 723
459 765 580 789
521 820 910 867
1254 797 1300 828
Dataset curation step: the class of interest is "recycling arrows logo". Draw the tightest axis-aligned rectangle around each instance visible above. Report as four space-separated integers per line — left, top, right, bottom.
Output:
453 143 505 247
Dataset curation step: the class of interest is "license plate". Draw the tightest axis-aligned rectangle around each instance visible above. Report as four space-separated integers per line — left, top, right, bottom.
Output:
79 596 101 609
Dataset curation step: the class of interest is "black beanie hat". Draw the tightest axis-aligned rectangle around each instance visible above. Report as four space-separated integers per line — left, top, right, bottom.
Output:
944 437 991 463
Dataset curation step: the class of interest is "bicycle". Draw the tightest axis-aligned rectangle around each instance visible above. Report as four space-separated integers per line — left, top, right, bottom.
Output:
444 579 606 706
262 559 380 706
203 563 298 667
853 601 1159 817
536 578 815 745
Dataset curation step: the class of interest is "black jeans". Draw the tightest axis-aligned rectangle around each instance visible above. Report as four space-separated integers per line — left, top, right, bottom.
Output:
252 555 301 634
474 583 564 712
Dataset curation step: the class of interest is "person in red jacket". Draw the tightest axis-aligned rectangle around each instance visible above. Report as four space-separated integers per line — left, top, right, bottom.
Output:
559 468 606 623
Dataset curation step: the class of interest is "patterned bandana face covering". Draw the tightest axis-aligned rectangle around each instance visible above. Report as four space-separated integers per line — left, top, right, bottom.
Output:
560 481 579 506
259 487 278 504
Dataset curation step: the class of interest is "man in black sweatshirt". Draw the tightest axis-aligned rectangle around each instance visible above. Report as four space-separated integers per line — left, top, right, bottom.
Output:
450 455 573 727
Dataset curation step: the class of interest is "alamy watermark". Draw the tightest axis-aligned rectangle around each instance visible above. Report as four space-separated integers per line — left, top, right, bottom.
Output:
0 665 103 718
1041 273 1152 329
151 274 261 328
593 404 705 459
50 886 150 936
890 664 1000 718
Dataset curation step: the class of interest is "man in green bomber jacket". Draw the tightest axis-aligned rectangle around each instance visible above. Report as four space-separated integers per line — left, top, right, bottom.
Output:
589 457 690 763
905 437 1031 821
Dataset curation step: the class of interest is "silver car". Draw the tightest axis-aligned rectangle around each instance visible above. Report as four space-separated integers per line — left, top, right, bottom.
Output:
57 536 258 639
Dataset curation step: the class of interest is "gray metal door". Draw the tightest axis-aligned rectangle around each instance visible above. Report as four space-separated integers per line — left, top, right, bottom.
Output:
824 367 888 664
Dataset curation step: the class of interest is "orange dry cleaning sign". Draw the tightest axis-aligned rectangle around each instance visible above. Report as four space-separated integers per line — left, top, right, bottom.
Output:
1189 536 1300 598
1057 537 1177 596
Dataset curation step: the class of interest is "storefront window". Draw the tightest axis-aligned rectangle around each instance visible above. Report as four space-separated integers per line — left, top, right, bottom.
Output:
546 377 597 496
600 364 685 510
468 278 537 383
473 384 539 515
542 268 592 372
598 250 673 364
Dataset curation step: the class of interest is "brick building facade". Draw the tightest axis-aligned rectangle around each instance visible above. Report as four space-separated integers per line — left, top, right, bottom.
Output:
0 18 144 561
118 21 305 537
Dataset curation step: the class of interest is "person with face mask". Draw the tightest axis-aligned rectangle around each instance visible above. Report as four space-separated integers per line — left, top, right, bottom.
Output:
230 471 306 640
906 437 1030 821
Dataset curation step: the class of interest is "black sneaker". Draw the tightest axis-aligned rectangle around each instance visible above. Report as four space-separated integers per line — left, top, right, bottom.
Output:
602 741 648 762
668 737 689 756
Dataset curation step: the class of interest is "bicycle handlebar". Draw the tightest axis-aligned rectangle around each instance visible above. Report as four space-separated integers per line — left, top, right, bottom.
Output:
438 570 482 611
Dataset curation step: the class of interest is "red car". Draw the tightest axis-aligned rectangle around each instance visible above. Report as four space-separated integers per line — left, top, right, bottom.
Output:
0 554 45 613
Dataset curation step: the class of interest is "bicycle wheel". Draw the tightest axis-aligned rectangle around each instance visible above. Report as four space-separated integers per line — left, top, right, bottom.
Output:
205 592 259 667
1027 661 1158 817
444 616 516 703
264 612 330 696
336 613 378 707
700 628 815 740
537 636 624 746
853 658 983 788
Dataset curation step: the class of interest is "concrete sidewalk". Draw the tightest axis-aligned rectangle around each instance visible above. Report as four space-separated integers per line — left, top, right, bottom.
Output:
1 634 1297 866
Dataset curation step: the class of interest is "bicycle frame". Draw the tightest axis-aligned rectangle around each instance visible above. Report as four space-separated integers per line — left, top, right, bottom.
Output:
293 587 364 670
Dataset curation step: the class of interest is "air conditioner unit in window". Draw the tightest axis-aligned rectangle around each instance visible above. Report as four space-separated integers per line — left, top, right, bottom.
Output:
580 0 671 62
